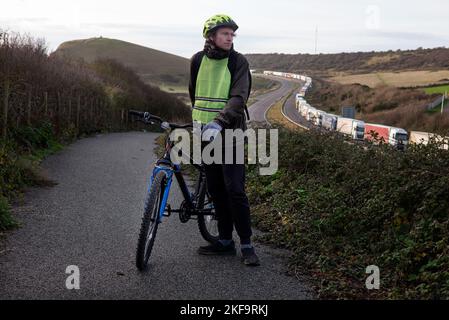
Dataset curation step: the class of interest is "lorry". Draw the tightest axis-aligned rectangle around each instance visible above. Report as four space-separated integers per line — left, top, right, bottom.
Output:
313 110 326 126
364 123 408 150
410 131 449 150
306 107 318 122
296 99 306 112
295 94 305 108
297 99 307 109
336 117 365 140
321 113 338 131
300 103 311 118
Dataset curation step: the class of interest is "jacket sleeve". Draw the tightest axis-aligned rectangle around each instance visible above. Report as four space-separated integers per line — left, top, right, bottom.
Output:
214 54 250 129
188 53 199 107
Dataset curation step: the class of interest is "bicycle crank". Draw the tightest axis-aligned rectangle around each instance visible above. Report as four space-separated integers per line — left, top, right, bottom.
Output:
178 200 193 223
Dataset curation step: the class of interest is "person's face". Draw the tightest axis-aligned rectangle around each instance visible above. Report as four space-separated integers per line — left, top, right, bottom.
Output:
210 27 235 50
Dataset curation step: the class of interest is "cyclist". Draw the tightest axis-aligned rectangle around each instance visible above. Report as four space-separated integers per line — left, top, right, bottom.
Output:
188 14 260 266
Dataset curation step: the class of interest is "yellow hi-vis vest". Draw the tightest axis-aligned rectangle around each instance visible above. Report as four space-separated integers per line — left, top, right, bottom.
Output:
192 55 231 124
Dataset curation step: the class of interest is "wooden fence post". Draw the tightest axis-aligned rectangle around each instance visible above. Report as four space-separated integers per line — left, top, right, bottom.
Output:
68 91 72 125
90 98 94 129
76 94 81 135
27 87 32 126
2 80 10 139
56 91 61 134
44 91 48 116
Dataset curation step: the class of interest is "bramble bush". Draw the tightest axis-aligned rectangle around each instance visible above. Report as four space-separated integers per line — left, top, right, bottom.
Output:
247 126 449 299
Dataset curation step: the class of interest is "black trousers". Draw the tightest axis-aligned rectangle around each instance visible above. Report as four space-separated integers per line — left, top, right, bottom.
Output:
201 141 253 244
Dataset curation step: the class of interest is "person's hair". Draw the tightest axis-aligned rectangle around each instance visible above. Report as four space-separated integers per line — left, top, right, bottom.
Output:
207 28 237 41
206 30 217 40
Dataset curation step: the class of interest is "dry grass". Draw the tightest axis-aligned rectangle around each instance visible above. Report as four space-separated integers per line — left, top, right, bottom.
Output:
364 53 401 66
159 84 189 94
306 78 449 134
363 105 449 135
329 70 449 88
53 37 190 87
247 75 282 107
266 90 303 131
251 75 282 96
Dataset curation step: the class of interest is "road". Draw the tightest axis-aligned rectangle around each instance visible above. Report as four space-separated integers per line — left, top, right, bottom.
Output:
282 90 313 130
247 75 299 124
248 75 309 129
0 81 312 299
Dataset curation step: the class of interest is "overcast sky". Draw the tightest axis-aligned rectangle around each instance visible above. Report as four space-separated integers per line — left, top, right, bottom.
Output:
1 0 448 58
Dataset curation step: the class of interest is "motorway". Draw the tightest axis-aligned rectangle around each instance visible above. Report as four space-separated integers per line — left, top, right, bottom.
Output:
247 75 299 124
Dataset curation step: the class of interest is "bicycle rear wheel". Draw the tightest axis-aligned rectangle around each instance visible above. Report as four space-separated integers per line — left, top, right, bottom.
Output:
136 170 166 271
197 180 219 244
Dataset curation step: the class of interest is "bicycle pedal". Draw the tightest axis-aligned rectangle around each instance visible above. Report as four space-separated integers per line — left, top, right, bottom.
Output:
163 204 171 217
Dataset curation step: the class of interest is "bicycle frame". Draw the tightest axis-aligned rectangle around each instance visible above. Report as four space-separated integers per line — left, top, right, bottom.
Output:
147 133 205 222
132 110 219 270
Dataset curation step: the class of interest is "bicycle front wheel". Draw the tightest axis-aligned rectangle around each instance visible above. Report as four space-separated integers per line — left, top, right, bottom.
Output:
136 170 166 271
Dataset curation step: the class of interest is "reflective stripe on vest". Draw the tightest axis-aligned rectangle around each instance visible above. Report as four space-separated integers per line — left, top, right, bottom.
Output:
192 55 231 124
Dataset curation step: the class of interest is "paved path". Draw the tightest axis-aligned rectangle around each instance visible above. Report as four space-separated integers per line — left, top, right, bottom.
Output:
0 129 312 299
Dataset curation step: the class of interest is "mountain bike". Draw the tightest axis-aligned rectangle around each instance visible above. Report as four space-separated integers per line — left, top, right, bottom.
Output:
129 110 218 271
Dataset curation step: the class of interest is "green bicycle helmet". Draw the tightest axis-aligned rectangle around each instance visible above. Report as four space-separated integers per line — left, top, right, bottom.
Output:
203 14 239 38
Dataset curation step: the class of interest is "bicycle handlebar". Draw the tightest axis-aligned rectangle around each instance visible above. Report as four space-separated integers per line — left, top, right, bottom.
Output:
128 110 192 129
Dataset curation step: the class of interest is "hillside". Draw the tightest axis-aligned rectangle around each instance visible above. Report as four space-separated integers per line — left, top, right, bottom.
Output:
52 37 190 90
246 47 449 77
305 78 448 134
1 30 191 232
329 70 449 88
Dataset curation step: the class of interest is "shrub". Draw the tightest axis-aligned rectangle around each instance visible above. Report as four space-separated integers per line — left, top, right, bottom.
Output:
247 126 449 299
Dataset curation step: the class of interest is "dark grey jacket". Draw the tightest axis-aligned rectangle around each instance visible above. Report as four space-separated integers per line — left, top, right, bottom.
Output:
189 50 251 131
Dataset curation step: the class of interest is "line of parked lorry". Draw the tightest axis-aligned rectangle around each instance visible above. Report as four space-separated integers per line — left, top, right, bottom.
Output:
263 70 448 150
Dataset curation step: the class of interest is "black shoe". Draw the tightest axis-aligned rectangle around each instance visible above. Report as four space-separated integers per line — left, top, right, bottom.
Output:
241 247 260 266
198 240 237 256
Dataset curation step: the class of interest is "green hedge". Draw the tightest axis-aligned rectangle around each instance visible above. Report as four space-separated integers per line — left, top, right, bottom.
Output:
247 127 449 299
0 121 65 231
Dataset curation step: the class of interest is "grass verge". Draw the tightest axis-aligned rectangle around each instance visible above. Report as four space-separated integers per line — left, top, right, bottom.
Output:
0 122 69 231
266 89 302 131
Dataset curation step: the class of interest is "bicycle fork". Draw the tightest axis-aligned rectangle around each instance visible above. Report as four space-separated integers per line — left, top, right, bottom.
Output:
148 165 174 222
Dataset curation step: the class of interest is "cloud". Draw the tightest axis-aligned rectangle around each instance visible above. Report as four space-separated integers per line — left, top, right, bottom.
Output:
2 0 449 57
363 30 448 42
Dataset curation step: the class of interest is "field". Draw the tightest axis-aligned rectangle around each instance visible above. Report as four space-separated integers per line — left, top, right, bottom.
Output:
422 84 449 112
423 84 449 95
329 70 449 88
